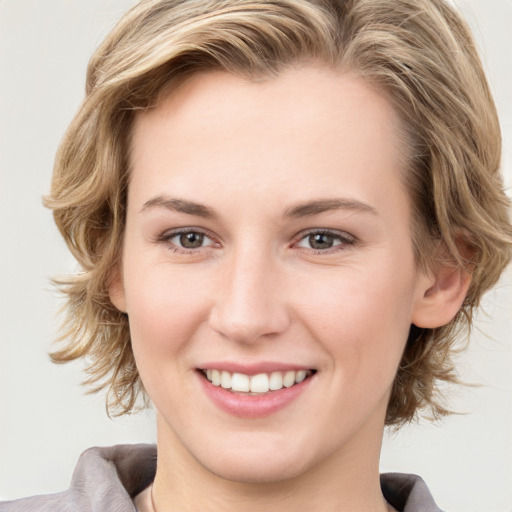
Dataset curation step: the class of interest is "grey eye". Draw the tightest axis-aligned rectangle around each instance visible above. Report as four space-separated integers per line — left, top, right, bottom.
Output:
172 232 206 249
180 232 204 248
307 233 336 250
297 232 345 250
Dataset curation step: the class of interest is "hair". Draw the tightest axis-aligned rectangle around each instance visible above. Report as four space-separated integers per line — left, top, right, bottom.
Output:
46 0 512 425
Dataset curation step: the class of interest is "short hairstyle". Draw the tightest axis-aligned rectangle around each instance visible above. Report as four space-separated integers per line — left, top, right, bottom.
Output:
47 0 512 425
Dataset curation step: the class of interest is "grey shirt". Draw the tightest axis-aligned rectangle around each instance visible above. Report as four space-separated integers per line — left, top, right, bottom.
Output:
0 444 443 511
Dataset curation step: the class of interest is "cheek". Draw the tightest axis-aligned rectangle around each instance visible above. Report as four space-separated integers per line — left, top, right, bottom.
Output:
124 265 211 363
124 267 216 410
293 262 415 381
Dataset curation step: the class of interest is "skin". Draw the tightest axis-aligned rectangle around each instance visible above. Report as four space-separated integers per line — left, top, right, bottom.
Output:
112 65 469 512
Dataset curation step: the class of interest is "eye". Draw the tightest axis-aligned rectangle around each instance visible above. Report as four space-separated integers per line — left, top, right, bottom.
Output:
295 230 354 252
172 231 207 249
158 228 218 252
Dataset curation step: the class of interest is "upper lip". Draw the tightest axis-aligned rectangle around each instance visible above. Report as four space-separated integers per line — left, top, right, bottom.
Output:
197 361 314 375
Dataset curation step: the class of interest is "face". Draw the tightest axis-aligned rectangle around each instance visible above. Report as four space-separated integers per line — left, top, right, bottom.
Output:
112 66 434 484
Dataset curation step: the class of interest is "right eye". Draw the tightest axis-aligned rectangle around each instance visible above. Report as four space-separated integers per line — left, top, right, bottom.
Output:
158 229 218 252
172 231 207 249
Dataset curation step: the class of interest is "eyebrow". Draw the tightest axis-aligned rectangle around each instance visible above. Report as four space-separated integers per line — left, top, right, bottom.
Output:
284 198 377 218
140 195 377 219
141 196 217 219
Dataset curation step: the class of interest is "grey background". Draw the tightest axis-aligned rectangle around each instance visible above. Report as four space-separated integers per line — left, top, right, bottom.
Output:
0 1 510 510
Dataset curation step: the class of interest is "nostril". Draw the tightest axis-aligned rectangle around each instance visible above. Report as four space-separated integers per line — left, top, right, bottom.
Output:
208 308 291 345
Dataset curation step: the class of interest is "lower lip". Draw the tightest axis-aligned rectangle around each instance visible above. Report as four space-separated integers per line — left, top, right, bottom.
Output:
198 373 314 418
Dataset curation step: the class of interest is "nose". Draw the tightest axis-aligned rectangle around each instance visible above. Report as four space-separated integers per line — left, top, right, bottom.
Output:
208 247 290 344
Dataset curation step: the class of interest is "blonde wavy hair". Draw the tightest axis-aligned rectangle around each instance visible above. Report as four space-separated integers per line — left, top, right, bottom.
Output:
47 0 512 425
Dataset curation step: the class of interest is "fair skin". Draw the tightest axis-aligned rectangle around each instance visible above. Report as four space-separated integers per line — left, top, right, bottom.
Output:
111 65 469 512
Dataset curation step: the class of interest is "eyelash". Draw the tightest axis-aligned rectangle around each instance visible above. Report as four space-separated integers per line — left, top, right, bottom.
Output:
293 229 356 254
156 227 218 254
155 228 356 254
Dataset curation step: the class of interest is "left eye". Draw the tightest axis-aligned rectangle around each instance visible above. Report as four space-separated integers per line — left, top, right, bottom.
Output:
296 231 351 251
169 231 214 249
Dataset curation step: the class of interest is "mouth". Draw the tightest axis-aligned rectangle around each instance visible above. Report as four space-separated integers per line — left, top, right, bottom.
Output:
199 368 316 395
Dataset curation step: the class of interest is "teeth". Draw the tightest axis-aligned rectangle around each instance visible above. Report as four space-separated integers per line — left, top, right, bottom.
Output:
283 371 295 388
269 371 283 390
221 370 231 389
211 369 221 386
231 373 250 392
203 369 312 393
296 370 307 383
250 373 269 393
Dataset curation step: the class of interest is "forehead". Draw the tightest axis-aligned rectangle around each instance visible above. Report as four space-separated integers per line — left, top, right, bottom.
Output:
133 66 403 146
129 66 410 220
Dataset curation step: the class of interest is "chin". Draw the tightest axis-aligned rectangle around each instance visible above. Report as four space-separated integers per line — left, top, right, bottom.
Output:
203 455 310 485
192 433 321 485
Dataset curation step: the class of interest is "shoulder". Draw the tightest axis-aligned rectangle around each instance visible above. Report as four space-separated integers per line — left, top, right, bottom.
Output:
0 444 157 512
0 492 71 512
381 472 445 512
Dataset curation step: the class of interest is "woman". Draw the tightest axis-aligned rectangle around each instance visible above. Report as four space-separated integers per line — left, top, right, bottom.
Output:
2 0 511 511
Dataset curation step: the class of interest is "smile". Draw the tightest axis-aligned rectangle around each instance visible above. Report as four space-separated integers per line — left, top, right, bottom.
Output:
201 369 314 394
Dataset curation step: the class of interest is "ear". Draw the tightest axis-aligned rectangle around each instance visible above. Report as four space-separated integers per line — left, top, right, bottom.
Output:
412 248 472 329
109 264 127 313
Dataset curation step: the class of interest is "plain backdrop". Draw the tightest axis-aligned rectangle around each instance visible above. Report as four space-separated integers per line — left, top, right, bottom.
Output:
0 1 510 510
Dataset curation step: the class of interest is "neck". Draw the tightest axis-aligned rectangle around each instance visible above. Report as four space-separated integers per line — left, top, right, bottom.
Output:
150 415 391 512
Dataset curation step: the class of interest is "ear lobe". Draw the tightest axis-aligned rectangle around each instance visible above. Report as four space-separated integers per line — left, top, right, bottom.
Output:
109 265 127 313
412 261 471 329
